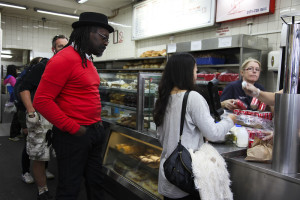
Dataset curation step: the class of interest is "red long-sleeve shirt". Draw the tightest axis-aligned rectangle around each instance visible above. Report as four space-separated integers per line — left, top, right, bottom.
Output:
33 46 101 134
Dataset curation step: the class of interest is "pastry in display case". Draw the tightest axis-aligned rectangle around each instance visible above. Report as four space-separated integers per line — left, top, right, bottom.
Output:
99 72 161 133
103 131 163 199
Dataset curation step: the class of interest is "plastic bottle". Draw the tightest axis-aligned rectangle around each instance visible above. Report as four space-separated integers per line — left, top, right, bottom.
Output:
236 126 249 148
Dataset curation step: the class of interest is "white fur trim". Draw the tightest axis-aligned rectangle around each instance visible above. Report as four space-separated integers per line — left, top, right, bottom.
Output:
189 143 233 200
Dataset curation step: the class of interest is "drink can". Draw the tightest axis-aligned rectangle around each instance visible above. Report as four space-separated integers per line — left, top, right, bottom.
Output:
235 100 247 110
252 111 259 117
248 139 254 148
247 110 255 116
250 97 260 110
258 102 266 112
233 109 241 115
258 112 264 119
241 110 248 115
263 112 272 120
247 129 256 139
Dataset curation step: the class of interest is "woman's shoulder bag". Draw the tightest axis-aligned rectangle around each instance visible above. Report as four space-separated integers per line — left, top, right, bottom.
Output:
163 91 197 195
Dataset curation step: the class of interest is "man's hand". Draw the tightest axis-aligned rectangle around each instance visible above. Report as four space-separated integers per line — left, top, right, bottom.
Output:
27 111 39 124
221 99 238 110
74 126 87 137
243 83 260 97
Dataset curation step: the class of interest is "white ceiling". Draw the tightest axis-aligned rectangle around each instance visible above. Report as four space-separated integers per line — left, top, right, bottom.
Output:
0 0 138 24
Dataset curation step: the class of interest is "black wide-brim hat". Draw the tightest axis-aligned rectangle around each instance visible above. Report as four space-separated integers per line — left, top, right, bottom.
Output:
72 12 114 33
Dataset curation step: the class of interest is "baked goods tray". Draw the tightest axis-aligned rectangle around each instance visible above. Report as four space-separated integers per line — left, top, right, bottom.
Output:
108 147 159 175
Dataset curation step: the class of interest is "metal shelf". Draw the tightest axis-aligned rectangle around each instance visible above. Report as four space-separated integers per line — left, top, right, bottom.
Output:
95 56 166 63
102 102 137 111
99 86 137 93
102 102 153 112
197 64 240 68
98 68 164 71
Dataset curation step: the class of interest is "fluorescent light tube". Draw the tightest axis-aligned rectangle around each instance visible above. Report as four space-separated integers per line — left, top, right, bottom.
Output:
34 8 79 19
77 0 88 3
1 54 13 58
0 2 27 10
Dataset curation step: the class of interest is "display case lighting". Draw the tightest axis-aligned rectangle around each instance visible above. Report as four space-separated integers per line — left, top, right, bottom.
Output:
34 8 79 19
1 54 13 58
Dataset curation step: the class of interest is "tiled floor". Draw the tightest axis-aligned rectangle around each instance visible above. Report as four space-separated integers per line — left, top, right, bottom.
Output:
0 122 116 200
0 123 11 136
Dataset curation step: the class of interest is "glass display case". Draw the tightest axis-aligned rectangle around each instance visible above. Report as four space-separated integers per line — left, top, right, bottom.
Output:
99 72 161 133
102 126 163 200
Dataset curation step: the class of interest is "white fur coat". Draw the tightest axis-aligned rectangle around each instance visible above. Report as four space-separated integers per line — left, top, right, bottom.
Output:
189 143 233 200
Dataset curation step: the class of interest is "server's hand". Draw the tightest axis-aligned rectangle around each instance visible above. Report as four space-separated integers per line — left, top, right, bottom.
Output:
243 83 260 98
221 99 238 110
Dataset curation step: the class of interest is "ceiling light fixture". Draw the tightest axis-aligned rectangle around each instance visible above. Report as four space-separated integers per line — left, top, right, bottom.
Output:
0 1 27 10
76 0 88 4
1 54 13 58
34 8 79 19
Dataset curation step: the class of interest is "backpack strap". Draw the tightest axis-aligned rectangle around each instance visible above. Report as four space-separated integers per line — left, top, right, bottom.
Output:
179 91 190 144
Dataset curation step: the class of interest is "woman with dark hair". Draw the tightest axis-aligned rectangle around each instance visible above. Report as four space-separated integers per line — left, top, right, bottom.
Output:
154 53 236 200
4 65 20 141
4 65 17 104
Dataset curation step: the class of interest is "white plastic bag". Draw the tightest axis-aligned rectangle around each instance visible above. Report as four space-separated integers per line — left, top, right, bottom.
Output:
4 101 16 113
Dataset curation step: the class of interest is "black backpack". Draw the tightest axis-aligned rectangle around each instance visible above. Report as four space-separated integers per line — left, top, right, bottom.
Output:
14 58 48 106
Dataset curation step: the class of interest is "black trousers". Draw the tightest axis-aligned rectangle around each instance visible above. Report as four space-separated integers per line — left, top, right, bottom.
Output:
52 123 106 200
10 112 21 138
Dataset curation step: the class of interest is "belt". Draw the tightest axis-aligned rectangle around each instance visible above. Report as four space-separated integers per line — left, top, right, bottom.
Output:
83 121 103 129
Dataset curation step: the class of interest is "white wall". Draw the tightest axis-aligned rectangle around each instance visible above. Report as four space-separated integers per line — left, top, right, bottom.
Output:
0 0 298 91
1 14 72 59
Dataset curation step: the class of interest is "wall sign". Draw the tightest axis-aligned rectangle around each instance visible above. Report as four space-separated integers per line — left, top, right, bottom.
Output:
132 0 215 40
216 0 275 22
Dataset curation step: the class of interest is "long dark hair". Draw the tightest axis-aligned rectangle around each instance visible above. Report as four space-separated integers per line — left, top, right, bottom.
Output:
66 26 96 68
5 65 17 78
153 53 196 126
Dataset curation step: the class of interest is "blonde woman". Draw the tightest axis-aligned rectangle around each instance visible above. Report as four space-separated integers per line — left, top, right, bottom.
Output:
220 58 265 110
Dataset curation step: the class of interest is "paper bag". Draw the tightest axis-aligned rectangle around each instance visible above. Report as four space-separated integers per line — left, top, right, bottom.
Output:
245 137 272 162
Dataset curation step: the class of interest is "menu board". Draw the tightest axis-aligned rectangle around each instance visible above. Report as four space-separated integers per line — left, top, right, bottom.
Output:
132 0 215 40
216 0 275 22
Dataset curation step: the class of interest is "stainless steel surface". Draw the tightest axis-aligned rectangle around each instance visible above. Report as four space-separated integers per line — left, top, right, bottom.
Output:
272 93 300 174
167 34 268 52
211 143 246 158
283 24 300 94
227 157 300 200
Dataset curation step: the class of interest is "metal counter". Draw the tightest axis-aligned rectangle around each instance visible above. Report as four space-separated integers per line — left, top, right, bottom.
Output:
212 142 300 200
101 123 300 200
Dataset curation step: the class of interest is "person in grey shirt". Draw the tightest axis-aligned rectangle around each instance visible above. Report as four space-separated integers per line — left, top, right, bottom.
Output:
153 53 236 200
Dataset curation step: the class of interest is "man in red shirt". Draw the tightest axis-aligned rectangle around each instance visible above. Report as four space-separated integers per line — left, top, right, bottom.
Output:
33 12 114 200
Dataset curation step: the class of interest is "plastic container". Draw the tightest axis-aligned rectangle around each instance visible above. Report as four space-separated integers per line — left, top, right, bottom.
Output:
230 125 249 147
236 126 249 148
196 57 225 65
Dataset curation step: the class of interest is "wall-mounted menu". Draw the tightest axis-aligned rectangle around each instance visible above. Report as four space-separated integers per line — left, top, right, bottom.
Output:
216 0 275 22
132 0 215 40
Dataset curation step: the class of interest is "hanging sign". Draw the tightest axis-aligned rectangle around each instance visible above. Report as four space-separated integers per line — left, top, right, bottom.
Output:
216 0 275 22
132 0 215 40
